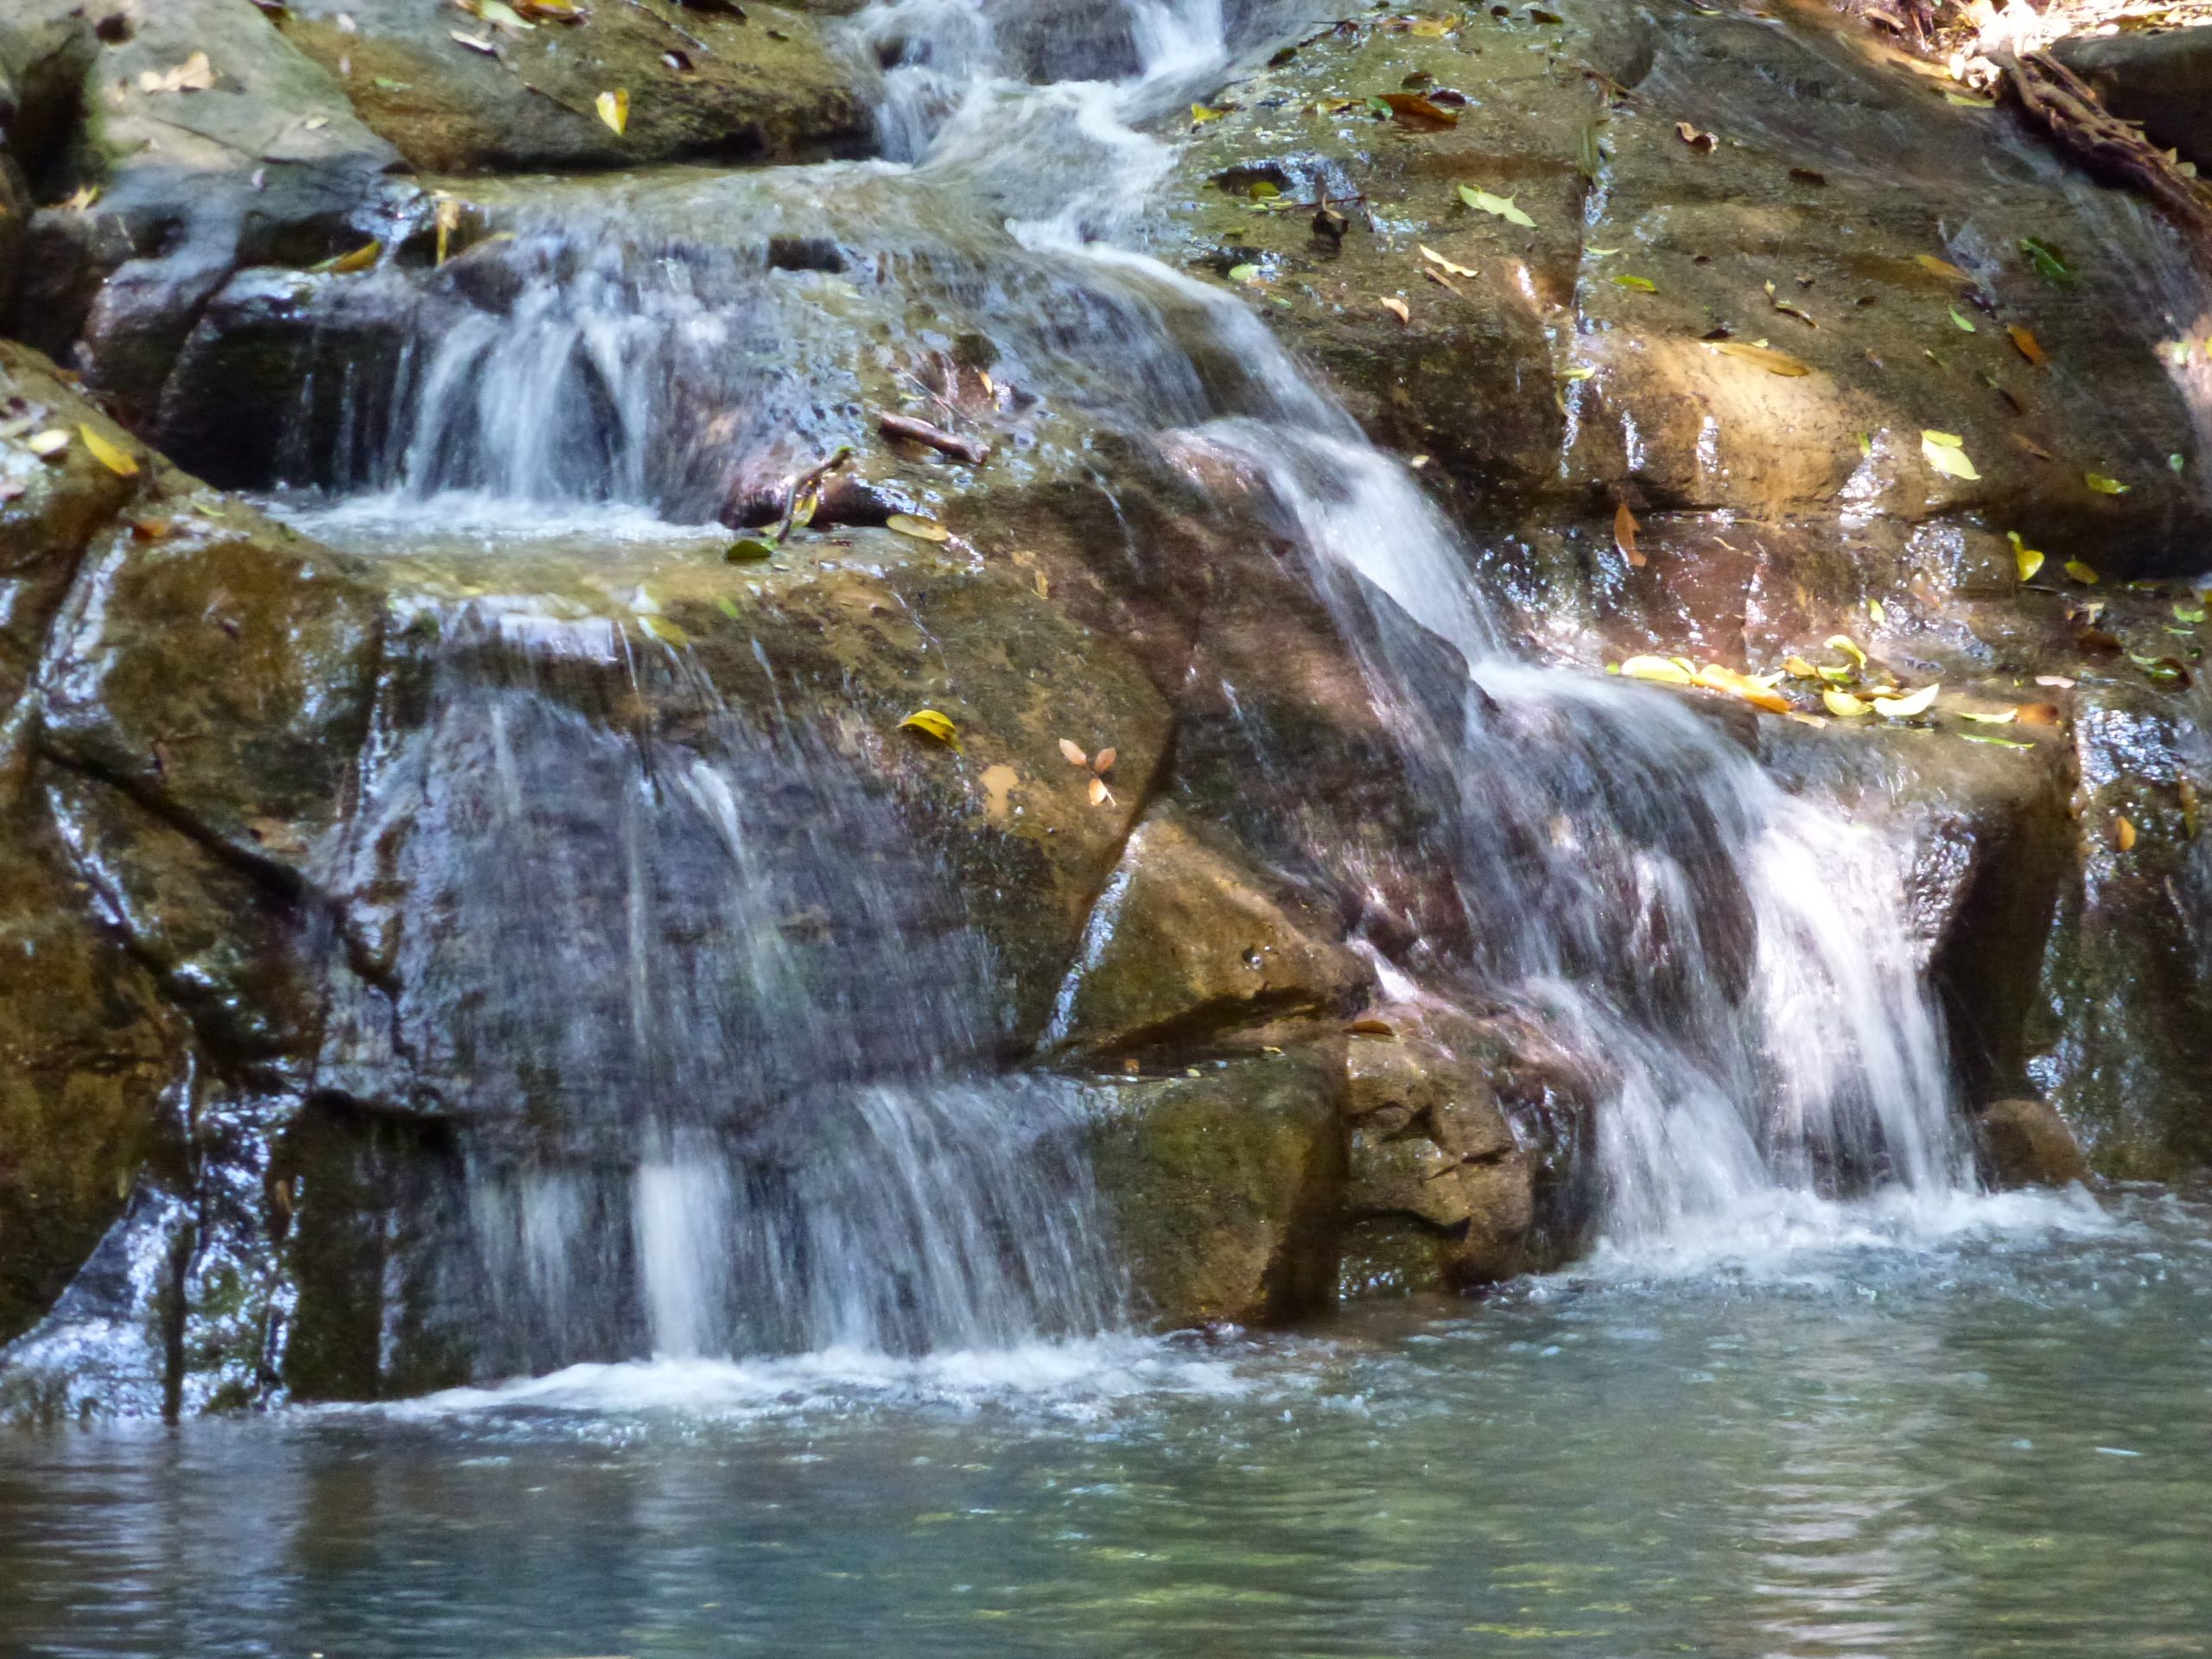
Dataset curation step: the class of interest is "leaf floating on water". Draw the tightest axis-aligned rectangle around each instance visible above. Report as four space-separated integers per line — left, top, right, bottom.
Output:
1382 92 1459 129
1822 688 1872 717
1948 306 1977 334
1915 253 1972 283
2006 325 2047 365
2020 238 2073 285
886 513 950 542
79 425 137 477
2063 559 2100 585
726 537 777 563
1613 273 1656 292
1419 245 1477 278
596 88 629 136
1614 500 1644 568
1618 654 1694 685
1058 738 1089 768
1823 634 1868 671
2116 815 2138 851
1872 683 1940 719
1380 295 1411 323
899 708 959 747
1711 340 1811 376
1459 184 1535 228
2083 472 2129 495
312 239 382 275
1921 429 1980 480
2008 531 2044 582
27 429 70 460
1675 121 1717 152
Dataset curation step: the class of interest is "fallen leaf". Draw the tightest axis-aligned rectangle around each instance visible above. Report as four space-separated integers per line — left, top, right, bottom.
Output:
2006 325 2046 365
1087 775 1115 806
1192 103 1226 124
1380 295 1411 323
725 537 777 563
1711 340 1811 376
79 425 137 477
1822 688 1872 717
1689 662 1790 713
1382 92 1459 129
2083 472 2128 495
1614 501 1644 568
1915 253 1972 283
899 708 959 747
1618 655 1694 685
1675 121 1717 152
1872 683 1940 719
715 596 742 620
137 51 215 94
1614 273 1657 292
1092 747 1117 774
1459 184 1535 228
1825 634 1868 671
1419 245 1476 277
1945 90 1995 108
2008 531 2044 582
1058 738 1088 768
2020 238 2073 285
62 184 99 212
478 0 536 30
1959 732 2034 750
28 429 70 460
450 29 498 52
1921 429 1980 480
1560 365 1596 381
311 239 382 275
2116 816 2137 851
1948 306 1977 334
638 614 690 647
2174 604 2206 624
1870 597 1887 624
1348 1017 1396 1037
595 88 629 136
1764 280 1816 327
886 513 950 542
1959 708 2018 724
2035 674 2075 689
2063 559 2100 585
1227 263 1261 284
1783 655 1819 678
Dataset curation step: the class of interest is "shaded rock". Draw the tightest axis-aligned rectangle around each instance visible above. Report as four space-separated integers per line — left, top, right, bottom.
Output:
1047 808 1370 1055
2052 26 2212 171
1084 1051 1344 1327
1976 1096 2090 1189
2 0 405 414
274 0 874 175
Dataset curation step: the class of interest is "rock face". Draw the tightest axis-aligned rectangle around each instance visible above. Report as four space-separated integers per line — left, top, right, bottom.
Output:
1977 1096 2091 1189
2052 27 2212 173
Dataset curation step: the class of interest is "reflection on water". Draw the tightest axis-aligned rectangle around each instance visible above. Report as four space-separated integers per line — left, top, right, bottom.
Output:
3 1190 2206 1658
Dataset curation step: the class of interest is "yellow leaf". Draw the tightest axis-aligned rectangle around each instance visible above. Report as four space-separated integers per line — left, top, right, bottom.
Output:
2064 560 2100 585
1191 103 1225 124
1459 184 1535 228
2008 531 2044 582
2116 815 2137 852
1871 683 1940 719
1783 656 1819 678
1418 245 1477 278
478 0 535 29
1921 429 1980 480
886 513 950 542
596 88 629 136
1824 634 1867 671
1822 689 1872 717
899 708 959 747
2083 473 2128 495
1618 655 1694 685
79 425 138 478
2006 325 2046 365
1058 738 1089 768
1915 253 1972 283
1380 296 1411 324
313 239 383 275
1689 663 1790 714
1711 340 1812 377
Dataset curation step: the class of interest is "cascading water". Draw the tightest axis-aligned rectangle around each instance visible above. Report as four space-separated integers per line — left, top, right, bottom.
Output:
276 0 1986 1385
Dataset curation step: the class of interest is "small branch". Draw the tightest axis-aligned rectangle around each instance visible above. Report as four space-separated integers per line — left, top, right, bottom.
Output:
878 412 990 466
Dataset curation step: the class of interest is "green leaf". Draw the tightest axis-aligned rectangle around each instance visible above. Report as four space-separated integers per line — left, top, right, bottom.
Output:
1958 732 2034 749
1921 429 1980 480
1226 263 1261 284
2084 473 2129 495
715 596 742 620
2020 238 2074 285
726 537 778 563
1613 273 1657 292
1948 306 1977 333
1459 184 1535 228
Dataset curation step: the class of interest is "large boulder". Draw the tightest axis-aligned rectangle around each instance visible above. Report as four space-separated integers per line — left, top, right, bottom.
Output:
2051 26 2212 172
272 0 875 175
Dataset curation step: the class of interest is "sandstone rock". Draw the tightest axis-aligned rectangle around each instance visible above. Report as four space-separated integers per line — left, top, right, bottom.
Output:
273 0 874 175
1084 1052 1344 1327
1977 1096 2091 1189
1047 809 1370 1055
2052 26 2212 172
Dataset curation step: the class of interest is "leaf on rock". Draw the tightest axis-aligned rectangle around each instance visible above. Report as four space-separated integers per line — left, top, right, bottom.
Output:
2083 473 2128 495
1948 306 1977 334
478 0 536 30
2116 816 2138 851
1915 254 1972 283
1959 732 2034 749
312 239 382 275
1382 92 1459 129
2006 325 2046 365
79 425 137 477
638 614 690 647
1764 281 1816 327
1613 274 1656 292
2063 559 2100 585
1825 633 1868 670
1380 295 1411 323
1088 775 1115 806
1675 122 1717 152
1711 340 1811 376
1618 655 1694 685
1959 708 2018 724
1614 501 1644 568
1921 429 1980 480
451 29 498 53
1419 245 1477 277
1822 688 1872 717
138 52 215 94
1459 184 1535 228
1092 747 1117 774
899 708 960 747
596 89 630 136
2020 238 2073 285
726 537 777 563
1058 738 1088 768
27 429 70 460
1227 263 1261 284
1192 103 1225 124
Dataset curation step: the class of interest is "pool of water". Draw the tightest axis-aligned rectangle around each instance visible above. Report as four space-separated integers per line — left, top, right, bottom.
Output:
3 1187 2209 1659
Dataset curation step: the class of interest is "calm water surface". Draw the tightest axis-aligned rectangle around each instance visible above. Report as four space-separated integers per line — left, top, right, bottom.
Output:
3 1188 2209 1659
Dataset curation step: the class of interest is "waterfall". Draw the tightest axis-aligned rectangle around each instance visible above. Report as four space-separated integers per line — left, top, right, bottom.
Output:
283 0 1979 1383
